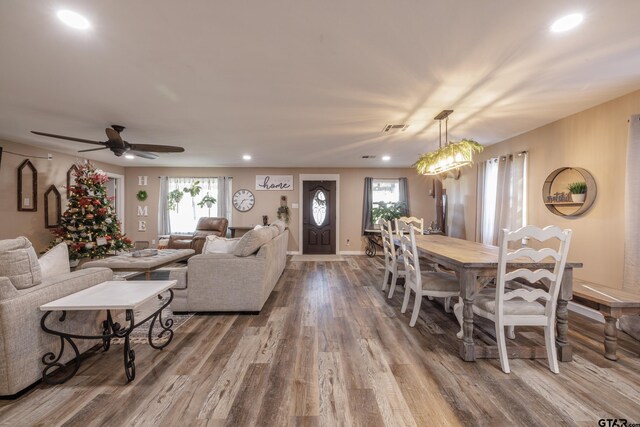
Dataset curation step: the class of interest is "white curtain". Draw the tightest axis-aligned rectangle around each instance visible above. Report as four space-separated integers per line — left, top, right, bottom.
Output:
217 176 233 224
477 152 528 245
621 114 640 339
158 176 171 235
624 114 640 289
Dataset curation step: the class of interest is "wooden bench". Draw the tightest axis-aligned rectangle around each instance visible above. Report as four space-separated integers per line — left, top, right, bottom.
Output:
571 280 640 361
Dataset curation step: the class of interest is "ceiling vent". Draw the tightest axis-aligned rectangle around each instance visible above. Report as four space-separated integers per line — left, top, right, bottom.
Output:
361 155 377 159
382 124 409 133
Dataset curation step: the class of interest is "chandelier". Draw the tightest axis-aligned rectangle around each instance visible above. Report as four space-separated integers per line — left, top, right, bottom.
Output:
413 110 483 176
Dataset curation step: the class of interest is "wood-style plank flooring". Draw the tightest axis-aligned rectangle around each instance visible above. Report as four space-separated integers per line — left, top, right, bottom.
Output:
2 256 640 426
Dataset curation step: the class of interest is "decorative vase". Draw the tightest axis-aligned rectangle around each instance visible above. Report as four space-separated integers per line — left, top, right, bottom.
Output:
571 193 586 203
262 215 268 226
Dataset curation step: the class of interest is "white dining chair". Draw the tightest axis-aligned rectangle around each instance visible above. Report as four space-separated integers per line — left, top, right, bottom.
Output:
460 225 572 374
379 218 405 297
399 220 460 327
395 216 424 234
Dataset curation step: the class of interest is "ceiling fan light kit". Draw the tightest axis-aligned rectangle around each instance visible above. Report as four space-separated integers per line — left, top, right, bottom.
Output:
413 110 483 176
31 125 185 160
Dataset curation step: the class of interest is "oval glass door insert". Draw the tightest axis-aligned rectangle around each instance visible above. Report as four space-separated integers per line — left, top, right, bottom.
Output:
312 189 327 226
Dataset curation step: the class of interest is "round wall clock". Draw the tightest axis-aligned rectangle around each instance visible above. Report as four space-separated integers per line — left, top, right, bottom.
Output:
232 189 255 212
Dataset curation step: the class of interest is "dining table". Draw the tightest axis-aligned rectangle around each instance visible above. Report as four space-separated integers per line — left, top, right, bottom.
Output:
406 234 583 362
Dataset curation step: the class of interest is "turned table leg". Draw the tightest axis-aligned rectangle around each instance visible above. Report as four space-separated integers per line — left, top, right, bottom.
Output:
555 268 573 362
603 315 619 361
459 269 476 362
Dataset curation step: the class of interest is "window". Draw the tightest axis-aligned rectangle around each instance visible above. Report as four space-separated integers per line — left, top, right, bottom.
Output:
168 177 219 233
372 179 400 206
362 177 409 233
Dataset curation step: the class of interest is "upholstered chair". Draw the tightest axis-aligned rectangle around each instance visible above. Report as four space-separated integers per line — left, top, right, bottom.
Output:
168 217 229 254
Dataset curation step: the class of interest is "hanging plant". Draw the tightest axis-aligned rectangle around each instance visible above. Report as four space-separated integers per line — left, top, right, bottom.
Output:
183 180 202 219
197 193 217 216
136 190 148 201
167 189 184 212
277 205 290 224
197 193 217 208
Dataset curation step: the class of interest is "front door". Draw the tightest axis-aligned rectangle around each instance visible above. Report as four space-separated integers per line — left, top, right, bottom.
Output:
303 181 336 254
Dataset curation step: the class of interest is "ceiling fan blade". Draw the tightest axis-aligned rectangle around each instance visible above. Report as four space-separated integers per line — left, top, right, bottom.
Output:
78 147 109 153
31 131 105 146
129 143 185 153
128 150 159 160
105 128 124 144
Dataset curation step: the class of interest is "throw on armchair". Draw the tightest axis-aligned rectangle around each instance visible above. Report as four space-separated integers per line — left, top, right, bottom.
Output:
168 217 228 254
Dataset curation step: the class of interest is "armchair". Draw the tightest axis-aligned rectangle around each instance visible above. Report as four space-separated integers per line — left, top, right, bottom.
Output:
168 217 228 254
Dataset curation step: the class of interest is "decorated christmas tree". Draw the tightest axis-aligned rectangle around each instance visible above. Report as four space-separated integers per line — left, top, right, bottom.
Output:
51 162 132 260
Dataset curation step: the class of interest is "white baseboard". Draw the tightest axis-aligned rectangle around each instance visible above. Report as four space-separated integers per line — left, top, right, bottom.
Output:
286 251 301 255
339 250 366 255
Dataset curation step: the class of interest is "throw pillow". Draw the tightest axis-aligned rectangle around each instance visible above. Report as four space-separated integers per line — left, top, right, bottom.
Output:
39 243 71 277
203 235 240 254
0 236 43 289
253 224 264 230
271 220 286 234
233 227 273 257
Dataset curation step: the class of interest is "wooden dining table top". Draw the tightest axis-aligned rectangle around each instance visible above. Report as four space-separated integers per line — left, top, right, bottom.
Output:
410 234 583 270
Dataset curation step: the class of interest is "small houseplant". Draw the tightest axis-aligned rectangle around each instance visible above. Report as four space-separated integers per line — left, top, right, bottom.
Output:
567 182 587 203
277 205 290 224
167 189 184 212
371 201 406 226
197 193 217 216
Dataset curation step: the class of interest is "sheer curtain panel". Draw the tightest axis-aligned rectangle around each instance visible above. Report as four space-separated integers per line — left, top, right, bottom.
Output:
158 176 171 235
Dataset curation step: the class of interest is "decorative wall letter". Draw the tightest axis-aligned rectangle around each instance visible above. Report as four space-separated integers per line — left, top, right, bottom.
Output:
138 176 148 186
138 220 147 231
137 206 148 216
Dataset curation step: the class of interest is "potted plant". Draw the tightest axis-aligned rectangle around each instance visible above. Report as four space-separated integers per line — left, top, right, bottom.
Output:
167 189 184 212
567 182 587 203
197 193 217 216
183 181 202 219
277 205 290 224
371 201 406 227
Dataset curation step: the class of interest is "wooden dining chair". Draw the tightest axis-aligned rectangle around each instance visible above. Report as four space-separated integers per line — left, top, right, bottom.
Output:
379 219 405 297
466 225 572 374
395 216 424 234
399 220 460 327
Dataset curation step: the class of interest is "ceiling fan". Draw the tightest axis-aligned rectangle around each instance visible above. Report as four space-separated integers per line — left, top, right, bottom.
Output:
31 125 185 159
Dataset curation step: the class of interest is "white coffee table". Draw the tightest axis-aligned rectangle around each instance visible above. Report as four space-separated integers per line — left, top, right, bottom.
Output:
40 280 176 383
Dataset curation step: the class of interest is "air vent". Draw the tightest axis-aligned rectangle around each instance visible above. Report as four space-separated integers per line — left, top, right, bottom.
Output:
361 155 377 159
382 124 409 133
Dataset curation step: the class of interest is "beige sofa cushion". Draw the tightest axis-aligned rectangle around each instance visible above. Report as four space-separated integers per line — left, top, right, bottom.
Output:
203 235 240 254
39 243 71 277
233 227 273 257
0 237 42 289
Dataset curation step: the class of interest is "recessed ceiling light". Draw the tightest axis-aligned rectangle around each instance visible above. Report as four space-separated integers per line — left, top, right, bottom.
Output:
242 154 252 160
550 13 583 33
124 154 135 159
382 155 391 161
57 10 91 30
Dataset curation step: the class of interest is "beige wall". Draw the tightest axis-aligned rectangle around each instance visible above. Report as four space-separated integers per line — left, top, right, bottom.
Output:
0 139 125 252
124 167 436 253
445 89 640 289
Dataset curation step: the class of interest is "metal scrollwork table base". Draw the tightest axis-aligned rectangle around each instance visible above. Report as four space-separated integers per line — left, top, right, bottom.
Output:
39 280 176 384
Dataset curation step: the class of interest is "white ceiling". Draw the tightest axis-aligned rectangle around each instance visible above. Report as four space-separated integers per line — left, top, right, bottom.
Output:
1 0 640 167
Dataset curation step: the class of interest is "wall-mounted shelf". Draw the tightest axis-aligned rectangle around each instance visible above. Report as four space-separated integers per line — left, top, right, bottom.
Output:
542 167 596 217
543 202 584 206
